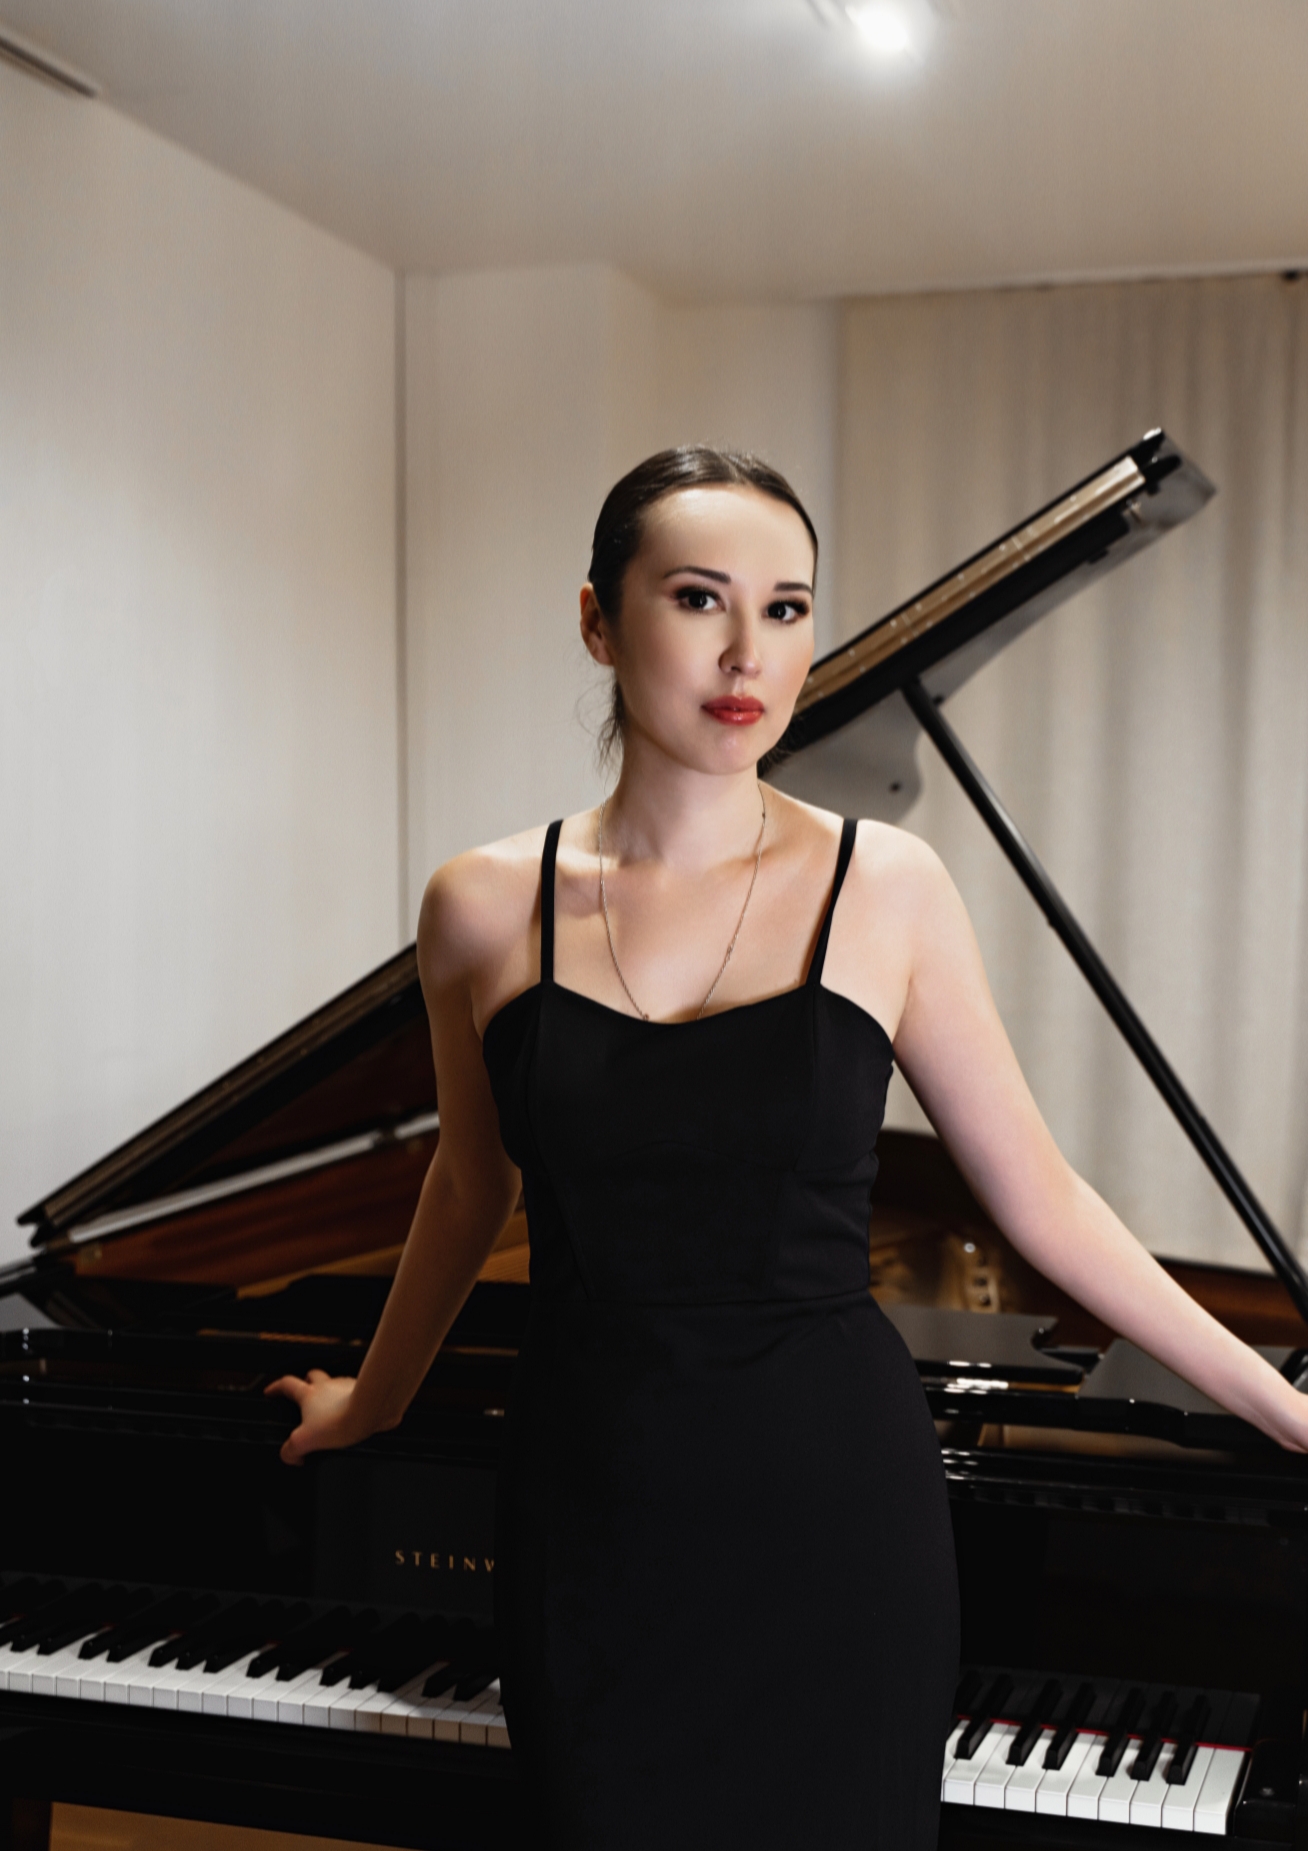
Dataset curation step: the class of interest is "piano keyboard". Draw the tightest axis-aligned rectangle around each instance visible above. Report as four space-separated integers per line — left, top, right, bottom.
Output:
0 1574 509 1748
943 1667 1257 1835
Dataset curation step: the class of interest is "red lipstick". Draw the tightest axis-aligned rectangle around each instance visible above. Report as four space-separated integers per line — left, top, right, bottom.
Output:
702 697 765 726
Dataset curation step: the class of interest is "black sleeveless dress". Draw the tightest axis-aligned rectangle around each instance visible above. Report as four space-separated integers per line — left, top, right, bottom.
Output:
482 819 958 1849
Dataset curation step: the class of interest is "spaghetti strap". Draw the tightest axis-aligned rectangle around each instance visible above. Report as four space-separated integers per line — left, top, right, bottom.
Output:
807 818 858 986
540 820 562 984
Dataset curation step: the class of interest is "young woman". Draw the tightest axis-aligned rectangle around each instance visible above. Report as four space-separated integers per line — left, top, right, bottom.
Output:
270 448 1308 1849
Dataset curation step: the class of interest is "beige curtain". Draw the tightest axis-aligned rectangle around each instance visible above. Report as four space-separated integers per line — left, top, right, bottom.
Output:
835 274 1308 1269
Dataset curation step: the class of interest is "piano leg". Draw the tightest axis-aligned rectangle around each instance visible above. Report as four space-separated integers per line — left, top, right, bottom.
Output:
0 1797 50 1851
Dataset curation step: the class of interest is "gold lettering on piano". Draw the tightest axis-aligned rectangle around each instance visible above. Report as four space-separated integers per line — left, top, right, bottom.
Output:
391 1547 495 1574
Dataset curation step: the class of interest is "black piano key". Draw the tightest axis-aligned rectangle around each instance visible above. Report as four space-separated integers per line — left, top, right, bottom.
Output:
953 1668 983 1717
1097 1686 1146 1777
1165 1695 1211 1786
150 1597 255 1669
1130 1691 1177 1782
1008 1679 1063 1766
177 1598 275 1672
453 1668 497 1703
3 1584 108 1654
0 1578 53 1625
97 1592 220 1663
38 1586 141 1656
247 1606 347 1679
201 1601 307 1674
371 1616 452 1694
252 1606 376 1681
422 1665 460 1700
322 1612 422 1689
0 1582 76 1649
955 1673 1013 1761
1044 1680 1097 1770
282 1607 378 1680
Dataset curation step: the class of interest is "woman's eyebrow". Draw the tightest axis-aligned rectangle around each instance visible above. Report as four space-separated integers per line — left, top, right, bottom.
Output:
661 567 813 594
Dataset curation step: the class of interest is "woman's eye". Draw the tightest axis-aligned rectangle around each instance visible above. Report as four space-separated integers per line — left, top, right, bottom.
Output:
767 599 810 623
677 587 718 611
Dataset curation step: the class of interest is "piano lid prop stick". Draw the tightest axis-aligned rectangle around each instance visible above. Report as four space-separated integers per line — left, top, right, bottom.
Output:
901 674 1308 1326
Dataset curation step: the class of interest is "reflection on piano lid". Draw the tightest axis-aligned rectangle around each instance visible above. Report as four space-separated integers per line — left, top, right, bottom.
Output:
6 433 1308 1849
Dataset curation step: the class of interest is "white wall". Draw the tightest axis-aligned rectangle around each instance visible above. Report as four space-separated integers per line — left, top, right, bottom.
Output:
403 265 841 907
0 64 399 1264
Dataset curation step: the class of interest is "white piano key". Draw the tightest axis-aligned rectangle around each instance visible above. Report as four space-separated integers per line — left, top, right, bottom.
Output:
407 1685 469 1745
484 1703 511 1750
254 1662 335 1725
200 1652 266 1717
119 1654 183 1706
25 1640 97 1697
940 1720 967 1798
301 1676 356 1729
1067 1740 1110 1821
75 1643 154 1703
457 1682 503 1747
150 1659 216 1711
378 1665 448 1738
0 1649 39 1694
326 1680 384 1731
7 1642 82 1696
1035 1733 1099 1816
0 1645 32 1690
972 1725 1021 1808
57 1637 118 1699
1130 1740 1176 1827
1161 1744 1216 1832
1193 1747 1246 1836
351 1683 404 1733
1004 1727 1056 1812
401 1698 443 1742
944 1721 1015 1805
1100 1740 1147 1824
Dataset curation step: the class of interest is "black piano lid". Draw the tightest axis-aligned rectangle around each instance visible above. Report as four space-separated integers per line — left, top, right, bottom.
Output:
766 428 1213 764
16 945 433 1251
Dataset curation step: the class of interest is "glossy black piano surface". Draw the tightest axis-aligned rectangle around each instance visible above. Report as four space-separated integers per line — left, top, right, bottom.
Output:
5 433 1308 1849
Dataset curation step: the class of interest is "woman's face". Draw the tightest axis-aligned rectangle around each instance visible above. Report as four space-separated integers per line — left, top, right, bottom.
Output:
581 486 816 777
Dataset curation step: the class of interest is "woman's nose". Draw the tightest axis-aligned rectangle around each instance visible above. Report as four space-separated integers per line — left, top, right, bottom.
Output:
720 615 762 678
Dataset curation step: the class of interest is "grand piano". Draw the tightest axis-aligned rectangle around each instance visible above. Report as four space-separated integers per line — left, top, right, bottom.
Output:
4 429 1308 1850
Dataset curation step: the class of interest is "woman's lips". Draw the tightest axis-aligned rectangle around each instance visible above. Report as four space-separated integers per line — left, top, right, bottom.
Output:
702 697 765 726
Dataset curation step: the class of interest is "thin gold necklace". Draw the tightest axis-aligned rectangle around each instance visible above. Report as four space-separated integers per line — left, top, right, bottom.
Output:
596 786 768 1022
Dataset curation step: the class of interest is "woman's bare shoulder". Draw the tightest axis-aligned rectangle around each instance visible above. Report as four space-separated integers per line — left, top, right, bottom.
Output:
771 791 947 888
416 823 552 988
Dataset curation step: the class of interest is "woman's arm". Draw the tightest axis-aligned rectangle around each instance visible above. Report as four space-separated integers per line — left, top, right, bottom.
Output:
267 863 522 1464
889 837 1308 1452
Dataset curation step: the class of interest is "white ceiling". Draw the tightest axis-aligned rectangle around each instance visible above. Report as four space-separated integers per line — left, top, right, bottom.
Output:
5 0 1308 301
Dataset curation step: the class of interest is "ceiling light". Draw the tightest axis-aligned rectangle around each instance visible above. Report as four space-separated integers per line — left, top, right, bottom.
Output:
848 4 914 56
838 0 940 62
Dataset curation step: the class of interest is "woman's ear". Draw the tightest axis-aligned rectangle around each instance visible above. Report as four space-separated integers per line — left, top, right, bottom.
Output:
580 584 617 667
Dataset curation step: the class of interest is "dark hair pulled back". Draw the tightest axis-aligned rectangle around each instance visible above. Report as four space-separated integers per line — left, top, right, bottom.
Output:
588 446 819 766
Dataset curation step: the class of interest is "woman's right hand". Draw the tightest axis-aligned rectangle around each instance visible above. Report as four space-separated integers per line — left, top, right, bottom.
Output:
265 1369 364 1465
